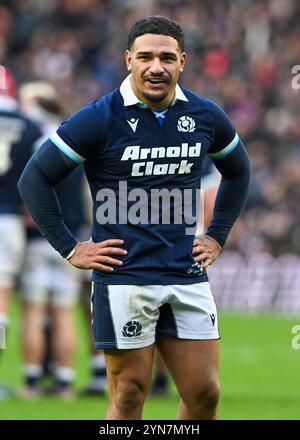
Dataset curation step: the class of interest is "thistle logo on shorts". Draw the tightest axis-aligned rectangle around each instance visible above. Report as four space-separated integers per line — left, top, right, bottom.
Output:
122 321 142 337
177 116 196 132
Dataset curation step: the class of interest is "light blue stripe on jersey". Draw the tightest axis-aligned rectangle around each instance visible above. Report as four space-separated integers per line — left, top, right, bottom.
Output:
208 132 239 160
50 132 86 164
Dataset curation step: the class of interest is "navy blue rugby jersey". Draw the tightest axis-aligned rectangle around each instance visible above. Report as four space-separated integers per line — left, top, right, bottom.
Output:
50 75 240 285
0 101 42 214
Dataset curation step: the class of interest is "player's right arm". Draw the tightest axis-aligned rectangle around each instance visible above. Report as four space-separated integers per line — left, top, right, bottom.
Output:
18 104 127 271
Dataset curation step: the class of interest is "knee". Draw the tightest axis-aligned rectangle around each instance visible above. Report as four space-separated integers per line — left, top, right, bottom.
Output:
198 381 220 410
113 378 147 414
185 380 220 415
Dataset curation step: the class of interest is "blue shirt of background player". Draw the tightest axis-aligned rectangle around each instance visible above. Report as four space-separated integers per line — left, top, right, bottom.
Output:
0 101 42 215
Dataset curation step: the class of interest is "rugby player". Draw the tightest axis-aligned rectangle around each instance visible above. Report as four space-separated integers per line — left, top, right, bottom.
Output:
18 17 251 419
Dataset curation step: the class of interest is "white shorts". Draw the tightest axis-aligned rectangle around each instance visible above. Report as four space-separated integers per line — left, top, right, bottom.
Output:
0 215 25 287
21 239 81 307
91 282 219 350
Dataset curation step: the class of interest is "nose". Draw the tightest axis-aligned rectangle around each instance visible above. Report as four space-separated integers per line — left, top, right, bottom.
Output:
149 57 164 75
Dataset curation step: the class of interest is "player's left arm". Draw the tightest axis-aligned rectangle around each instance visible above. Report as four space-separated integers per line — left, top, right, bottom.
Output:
193 100 251 269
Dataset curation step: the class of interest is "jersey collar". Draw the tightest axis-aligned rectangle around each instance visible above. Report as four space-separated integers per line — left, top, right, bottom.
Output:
120 74 188 107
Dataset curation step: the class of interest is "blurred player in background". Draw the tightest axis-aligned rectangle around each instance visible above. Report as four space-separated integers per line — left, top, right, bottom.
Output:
19 83 85 398
20 83 108 397
0 66 41 397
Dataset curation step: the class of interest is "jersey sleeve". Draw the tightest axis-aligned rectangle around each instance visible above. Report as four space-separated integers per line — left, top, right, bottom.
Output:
50 101 104 165
206 99 240 160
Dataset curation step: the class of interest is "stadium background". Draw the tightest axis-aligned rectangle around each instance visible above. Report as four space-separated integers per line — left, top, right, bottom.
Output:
0 0 300 419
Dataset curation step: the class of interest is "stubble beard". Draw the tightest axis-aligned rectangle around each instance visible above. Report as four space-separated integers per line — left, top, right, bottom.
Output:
141 90 168 103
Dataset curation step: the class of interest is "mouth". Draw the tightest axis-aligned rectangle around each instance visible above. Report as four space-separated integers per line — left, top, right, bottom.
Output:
145 78 167 86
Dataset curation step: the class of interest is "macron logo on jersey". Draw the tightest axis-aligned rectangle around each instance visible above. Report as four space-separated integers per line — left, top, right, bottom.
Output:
121 143 201 177
127 118 139 133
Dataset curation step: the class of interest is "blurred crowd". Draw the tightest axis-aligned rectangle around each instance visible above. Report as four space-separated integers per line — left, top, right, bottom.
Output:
210 251 300 313
1 0 300 255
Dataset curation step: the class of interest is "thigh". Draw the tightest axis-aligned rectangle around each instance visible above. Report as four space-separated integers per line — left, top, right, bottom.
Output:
157 337 220 399
22 300 47 327
104 344 155 388
91 283 163 350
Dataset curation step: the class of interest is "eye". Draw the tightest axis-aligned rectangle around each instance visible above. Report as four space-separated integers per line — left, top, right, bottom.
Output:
162 55 175 62
138 55 149 61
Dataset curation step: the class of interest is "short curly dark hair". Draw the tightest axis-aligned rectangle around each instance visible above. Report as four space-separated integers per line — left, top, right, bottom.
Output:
127 16 185 52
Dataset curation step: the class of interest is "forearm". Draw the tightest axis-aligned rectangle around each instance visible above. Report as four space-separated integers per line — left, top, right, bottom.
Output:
206 142 251 246
18 142 78 257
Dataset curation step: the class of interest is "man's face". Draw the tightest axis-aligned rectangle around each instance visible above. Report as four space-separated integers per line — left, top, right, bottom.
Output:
125 33 186 109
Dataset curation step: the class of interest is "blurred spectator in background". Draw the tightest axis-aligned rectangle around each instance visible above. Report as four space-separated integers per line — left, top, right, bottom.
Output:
0 66 41 398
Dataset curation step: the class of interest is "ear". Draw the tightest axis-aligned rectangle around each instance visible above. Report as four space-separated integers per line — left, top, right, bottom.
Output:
179 52 186 73
125 50 132 72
